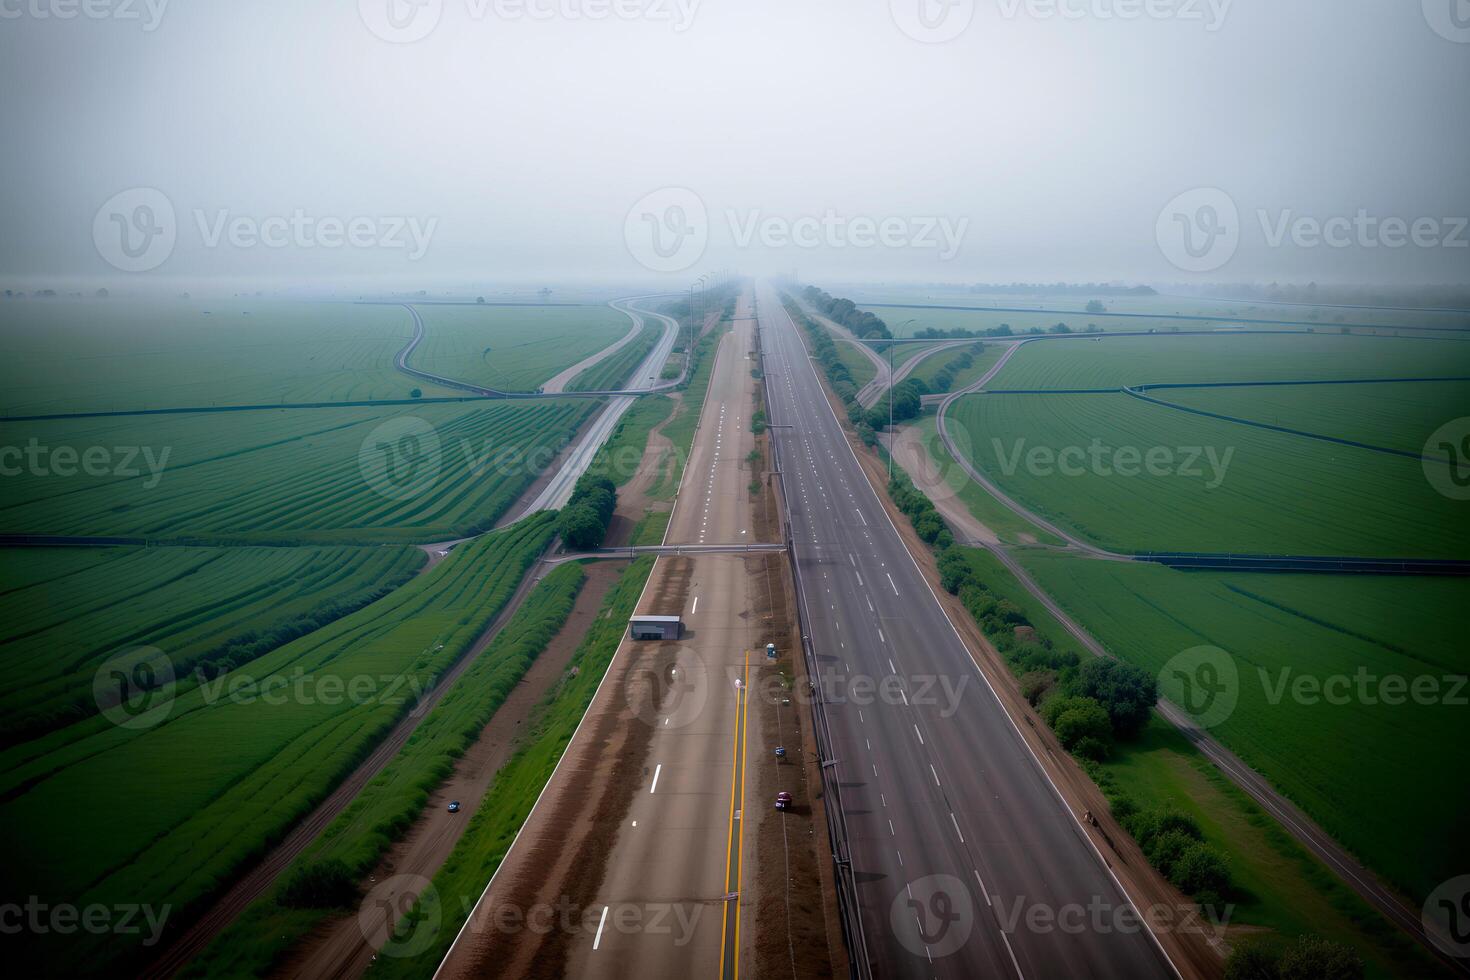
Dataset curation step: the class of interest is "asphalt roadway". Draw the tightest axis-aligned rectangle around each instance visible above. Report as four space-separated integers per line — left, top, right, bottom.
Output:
437 290 766 980
756 281 1179 980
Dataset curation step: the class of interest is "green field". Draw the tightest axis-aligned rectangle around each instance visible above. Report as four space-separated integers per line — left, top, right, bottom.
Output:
988 333 1469 390
930 544 1452 977
903 341 995 392
0 544 423 743
0 300 462 416
0 514 557 976
0 400 594 542
188 560 590 978
945 391 1465 556
1163 379 1469 456
1014 550 1470 906
839 290 1470 338
409 304 628 393
568 321 660 392
831 338 878 389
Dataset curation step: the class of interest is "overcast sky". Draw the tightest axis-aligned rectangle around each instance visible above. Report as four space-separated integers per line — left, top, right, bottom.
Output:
1 0 1467 289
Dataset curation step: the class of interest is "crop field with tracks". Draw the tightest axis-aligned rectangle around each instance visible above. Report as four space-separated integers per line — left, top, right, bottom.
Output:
985 333 1469 390
945 390 1466 556
0 514 557 976
840 289 1470 337
1162 379 1470 455
408 304 629 392
0 400 594 542
0 300 454 416
0 543 424 743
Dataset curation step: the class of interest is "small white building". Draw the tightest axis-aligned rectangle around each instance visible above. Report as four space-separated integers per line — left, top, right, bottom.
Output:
628 615 683 641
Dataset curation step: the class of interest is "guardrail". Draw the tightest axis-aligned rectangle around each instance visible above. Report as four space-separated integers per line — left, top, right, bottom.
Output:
767 412 871 980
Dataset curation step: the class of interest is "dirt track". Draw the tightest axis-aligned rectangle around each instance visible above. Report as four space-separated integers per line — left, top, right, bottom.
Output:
272 560 630 980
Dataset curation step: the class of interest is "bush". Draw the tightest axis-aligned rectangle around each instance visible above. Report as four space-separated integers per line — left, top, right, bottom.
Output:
558 504 605 549
1043 695 1111 751
1170 843 1230 905
1073 658 1157 738
1278 936 1362 980
410 387 422 398
558 474 617 548
1109 795 1138 822
1146 828 1198 875
1071 735 1109 761
279 858 358 909
914 512 944 543
1225 943 1281 980
1053 701 1111 751
1018 670 1055 705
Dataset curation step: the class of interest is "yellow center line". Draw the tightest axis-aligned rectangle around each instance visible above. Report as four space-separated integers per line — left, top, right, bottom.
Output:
733 648 750 980
718 650 747 976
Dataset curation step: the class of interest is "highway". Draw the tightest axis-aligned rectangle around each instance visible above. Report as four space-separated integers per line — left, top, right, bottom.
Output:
436 290 767 980
757 282 1178 979
560 289 765 980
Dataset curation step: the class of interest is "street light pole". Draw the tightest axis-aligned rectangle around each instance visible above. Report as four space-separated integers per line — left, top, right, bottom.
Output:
888 318 916 481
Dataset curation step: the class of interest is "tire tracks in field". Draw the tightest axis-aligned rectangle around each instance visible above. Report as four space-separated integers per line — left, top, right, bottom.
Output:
137 297 688 977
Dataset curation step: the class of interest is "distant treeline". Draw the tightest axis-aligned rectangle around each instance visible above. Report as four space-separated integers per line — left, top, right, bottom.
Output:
802 285 892 339
1168 281 1470 310
965 283 1158 297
